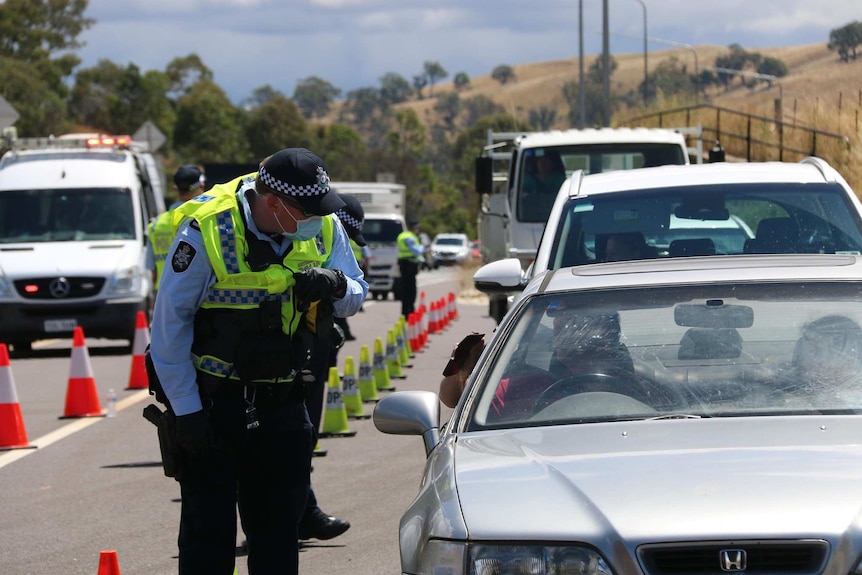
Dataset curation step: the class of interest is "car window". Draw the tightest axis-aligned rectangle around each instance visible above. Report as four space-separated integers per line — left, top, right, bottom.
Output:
546 182 862 269
468 283 862 431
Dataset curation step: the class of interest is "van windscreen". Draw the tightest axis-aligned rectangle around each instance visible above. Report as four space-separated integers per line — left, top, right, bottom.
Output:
0 188 135 243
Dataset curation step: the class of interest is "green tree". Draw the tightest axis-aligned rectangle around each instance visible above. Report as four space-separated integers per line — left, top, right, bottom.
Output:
453 71 471 91
0 56 67 136
412 74 428 100
311 123 369 181
757 57 788 82
528 106 557 131
828 22 862 62
0 0 92 94
379 72 414 104
293 76 341 119
165 54 213 97
173 80 248 163
714 45 762 89
587 55 618 85
646 57 695 100
563 80 611 128
462 95 504 128
434 92 461 131
244 92 311 161
423 61 448 97
242 85 281 108
69 61 173 137
491 64 516 85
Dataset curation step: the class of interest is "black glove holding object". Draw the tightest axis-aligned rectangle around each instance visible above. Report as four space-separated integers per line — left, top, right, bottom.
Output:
175 410 210 457
293 268 347 306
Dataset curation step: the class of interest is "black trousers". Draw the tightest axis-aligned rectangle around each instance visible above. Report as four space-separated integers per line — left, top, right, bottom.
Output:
178 383 314 575
398 259 419 318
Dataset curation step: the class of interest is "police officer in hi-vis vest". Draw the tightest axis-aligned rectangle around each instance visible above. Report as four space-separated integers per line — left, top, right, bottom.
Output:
146 164 206 291
149 148 368 575
397 219 424 318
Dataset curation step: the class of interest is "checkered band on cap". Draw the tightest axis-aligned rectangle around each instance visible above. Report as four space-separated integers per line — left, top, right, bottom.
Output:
258 165 330 198
336 208 362 232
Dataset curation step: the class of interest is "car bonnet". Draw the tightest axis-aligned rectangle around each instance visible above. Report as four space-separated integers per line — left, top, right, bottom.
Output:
453 416 862 543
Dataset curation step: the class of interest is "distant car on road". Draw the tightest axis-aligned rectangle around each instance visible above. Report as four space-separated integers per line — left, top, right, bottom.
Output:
376 253 862 575
431 233 471 266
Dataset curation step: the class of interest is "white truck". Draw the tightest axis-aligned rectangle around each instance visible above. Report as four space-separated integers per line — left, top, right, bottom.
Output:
475 127 701 322
328 181 407 301
0 131 166 352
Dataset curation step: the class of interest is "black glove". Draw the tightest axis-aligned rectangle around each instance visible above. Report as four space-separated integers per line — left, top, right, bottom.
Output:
175 410 209 457
330 323 346 350
293 268 347 306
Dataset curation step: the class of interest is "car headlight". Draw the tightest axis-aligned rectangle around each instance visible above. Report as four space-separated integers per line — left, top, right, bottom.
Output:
418 540 614 575
107 265 142 296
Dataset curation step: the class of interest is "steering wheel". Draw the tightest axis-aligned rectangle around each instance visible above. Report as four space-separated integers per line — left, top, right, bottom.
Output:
532 369 675 414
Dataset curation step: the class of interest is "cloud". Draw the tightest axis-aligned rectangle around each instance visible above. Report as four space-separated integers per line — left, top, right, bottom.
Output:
76 0 859 103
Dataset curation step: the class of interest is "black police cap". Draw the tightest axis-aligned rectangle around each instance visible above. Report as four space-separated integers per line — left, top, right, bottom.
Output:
257 148 344 216
334 193 367 246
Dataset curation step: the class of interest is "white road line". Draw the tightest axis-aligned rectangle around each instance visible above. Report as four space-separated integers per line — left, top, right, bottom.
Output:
0 388 151 470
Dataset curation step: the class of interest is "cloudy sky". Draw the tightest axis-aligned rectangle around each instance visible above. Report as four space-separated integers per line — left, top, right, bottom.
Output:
77 0 859 104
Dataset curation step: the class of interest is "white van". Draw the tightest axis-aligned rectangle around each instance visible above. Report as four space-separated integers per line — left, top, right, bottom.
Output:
0 134 166 352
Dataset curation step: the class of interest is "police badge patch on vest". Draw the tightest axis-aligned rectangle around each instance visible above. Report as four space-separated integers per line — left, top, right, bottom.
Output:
172 241 197 273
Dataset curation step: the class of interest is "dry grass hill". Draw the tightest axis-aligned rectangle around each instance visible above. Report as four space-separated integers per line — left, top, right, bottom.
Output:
342 43 862 189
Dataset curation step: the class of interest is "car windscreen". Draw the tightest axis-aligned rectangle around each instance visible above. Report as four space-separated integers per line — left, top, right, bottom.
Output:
434 237 466 246
517 143 687 223
0 187 136 243
467 282 862 430
546 182 862 269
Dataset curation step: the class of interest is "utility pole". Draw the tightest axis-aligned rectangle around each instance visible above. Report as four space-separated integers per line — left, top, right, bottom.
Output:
579 0 585 128
602 0 610 126
634 0 648 105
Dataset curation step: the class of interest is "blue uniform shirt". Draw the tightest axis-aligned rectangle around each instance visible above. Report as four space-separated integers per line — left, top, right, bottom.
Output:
150 183 368 416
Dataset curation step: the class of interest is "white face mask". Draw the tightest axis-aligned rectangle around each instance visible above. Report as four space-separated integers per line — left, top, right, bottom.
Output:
276 198 323 241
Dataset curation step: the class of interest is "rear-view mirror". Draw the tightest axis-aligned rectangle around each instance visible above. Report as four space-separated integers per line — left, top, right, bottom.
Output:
674 302 754 328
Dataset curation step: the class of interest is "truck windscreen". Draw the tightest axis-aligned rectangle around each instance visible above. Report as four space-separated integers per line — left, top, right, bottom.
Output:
518 143 688 222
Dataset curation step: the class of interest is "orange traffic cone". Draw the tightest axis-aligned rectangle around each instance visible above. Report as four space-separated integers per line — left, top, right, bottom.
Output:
61 327 103 419
97 550 121 575
0 343 34 451
127 311 150 390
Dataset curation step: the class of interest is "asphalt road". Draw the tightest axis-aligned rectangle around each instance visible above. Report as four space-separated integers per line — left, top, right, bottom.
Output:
0 265 497 575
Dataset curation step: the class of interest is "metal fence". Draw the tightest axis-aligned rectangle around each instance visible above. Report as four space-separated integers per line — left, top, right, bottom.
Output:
621 103 851 163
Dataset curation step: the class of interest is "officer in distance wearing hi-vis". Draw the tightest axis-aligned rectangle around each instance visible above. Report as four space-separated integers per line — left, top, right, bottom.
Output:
146 164 206 291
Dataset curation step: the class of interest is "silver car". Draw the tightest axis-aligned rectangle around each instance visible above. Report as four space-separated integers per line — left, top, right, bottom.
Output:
376 254 862 575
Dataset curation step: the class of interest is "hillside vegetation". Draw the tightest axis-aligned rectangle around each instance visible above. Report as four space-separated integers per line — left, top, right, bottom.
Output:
372 43 862 189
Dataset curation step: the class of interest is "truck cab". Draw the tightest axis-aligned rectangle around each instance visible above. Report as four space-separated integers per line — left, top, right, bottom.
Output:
476 127 695 322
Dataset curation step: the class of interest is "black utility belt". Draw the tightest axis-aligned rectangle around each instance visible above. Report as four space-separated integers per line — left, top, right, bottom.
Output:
195 371 306 405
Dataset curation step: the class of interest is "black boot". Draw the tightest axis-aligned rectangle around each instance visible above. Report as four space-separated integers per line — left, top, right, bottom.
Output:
297 506 351 540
